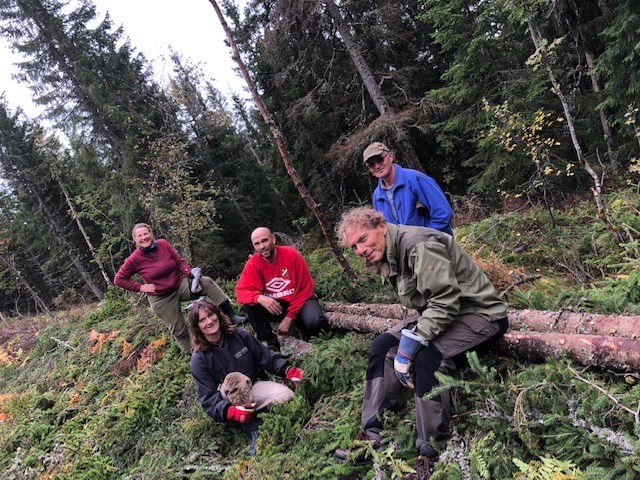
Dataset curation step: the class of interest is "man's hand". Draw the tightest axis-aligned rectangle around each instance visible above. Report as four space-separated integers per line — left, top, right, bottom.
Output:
140 284 156 293
257 295 283 315
227 404 256 424
277 316 294 335
394 329 429 389
285 366 303 389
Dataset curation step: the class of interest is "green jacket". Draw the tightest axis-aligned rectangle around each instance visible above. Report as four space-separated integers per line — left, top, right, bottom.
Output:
382 224 507 341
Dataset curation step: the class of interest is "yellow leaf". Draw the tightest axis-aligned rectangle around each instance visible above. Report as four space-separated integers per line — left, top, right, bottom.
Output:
0 346 12 366
121 340 134 359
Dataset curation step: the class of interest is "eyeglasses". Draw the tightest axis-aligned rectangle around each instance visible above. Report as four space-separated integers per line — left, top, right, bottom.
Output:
365 151 390 168
186 297 207 310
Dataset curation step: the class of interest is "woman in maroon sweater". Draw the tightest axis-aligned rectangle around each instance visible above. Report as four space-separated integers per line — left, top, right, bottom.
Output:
114 223 245 353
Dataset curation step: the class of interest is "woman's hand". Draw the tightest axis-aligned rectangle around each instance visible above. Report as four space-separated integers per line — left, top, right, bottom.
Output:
227 404 256 424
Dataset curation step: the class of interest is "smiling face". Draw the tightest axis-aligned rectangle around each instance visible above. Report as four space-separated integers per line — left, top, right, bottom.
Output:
251 227 277 262
366 151 394 182
133 226 154 249
344 223 388 264
197 308 221 342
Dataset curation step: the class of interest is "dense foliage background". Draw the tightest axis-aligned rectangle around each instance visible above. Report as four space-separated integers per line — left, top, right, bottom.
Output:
0 0 638 314
1 0 640 478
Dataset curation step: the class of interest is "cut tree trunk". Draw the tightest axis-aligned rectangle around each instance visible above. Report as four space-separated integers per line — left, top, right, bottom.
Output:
496 332 640 372
321 302 640 372
507 309 640 340
322 0 423 172
207 0 356 283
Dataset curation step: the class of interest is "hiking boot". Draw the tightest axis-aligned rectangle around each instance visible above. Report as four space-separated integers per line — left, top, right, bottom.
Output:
333 429 381 465
417 442 438 459
219 300 248 325
401 456 434 480
230 313 248 325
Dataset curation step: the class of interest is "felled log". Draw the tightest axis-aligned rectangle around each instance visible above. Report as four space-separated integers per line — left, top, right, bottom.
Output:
496 332 640 372
322 302 414 320
321 302 640 372
323 302 640 340
324 312 398 333
507 309 640 340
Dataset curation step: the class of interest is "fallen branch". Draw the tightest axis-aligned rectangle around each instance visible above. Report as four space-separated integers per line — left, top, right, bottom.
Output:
500 275 542 298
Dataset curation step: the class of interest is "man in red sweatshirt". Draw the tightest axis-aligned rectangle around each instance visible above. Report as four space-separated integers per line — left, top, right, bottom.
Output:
235 227 329 352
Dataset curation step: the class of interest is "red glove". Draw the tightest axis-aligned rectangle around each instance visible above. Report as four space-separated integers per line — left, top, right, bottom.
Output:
285 366 304 388
226 405 255 424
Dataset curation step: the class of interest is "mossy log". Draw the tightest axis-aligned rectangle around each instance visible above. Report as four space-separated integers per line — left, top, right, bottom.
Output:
321 302 640 371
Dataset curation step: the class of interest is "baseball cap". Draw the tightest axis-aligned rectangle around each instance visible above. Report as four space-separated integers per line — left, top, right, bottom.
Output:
362 142 390 164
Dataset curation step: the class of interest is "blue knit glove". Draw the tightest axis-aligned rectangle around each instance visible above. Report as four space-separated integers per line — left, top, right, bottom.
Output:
394 329 429 389
190 267 203 293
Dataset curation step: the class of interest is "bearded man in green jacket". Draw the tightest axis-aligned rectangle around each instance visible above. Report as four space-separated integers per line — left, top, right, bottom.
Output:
333 207 508 475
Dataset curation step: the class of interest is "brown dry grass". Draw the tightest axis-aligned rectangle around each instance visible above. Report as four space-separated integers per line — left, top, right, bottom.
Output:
0 304 95 355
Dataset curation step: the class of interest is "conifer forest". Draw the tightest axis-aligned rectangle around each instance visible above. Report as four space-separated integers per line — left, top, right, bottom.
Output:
0 0 639 478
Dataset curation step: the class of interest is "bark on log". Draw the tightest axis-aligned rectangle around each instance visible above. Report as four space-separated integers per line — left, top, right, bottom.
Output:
321 302 640 372
323 302 415 320
495 332 640 372
324 312 398 334
507 309 640 340
323 302 640 340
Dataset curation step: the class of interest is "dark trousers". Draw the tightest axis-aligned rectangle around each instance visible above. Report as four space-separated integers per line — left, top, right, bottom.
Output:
243 297 329 347
361 314 508 456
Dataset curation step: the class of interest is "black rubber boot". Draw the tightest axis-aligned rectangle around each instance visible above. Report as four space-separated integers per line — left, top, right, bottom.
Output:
267 339 281 353
219 300 248 325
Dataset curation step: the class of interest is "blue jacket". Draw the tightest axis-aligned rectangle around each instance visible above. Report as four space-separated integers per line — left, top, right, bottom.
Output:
372 164 454 235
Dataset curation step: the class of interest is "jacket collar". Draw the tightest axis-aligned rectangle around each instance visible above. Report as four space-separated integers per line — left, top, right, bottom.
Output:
385 224 400 278
377 163 406 190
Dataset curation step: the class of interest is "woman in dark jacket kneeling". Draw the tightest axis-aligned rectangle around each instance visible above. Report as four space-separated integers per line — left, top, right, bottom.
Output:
188 298 303 455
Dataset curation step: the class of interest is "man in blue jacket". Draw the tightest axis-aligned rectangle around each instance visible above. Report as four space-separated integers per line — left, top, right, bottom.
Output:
364 142 454 235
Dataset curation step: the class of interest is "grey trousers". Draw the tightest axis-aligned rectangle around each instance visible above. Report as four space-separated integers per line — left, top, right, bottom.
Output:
147 276 229 352
361 313 505 456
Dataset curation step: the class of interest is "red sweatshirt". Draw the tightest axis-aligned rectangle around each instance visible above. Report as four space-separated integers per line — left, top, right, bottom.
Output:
114 239 192 296
235 245 314 320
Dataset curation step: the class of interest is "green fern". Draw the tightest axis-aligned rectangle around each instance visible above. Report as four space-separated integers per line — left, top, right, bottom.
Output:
513 455 584 479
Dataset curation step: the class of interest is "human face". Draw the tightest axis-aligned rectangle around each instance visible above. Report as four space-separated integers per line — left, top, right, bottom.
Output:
344 223 388 264
198 309 221 341
251 228 276 261
133 227 154 249
365 151 393 180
